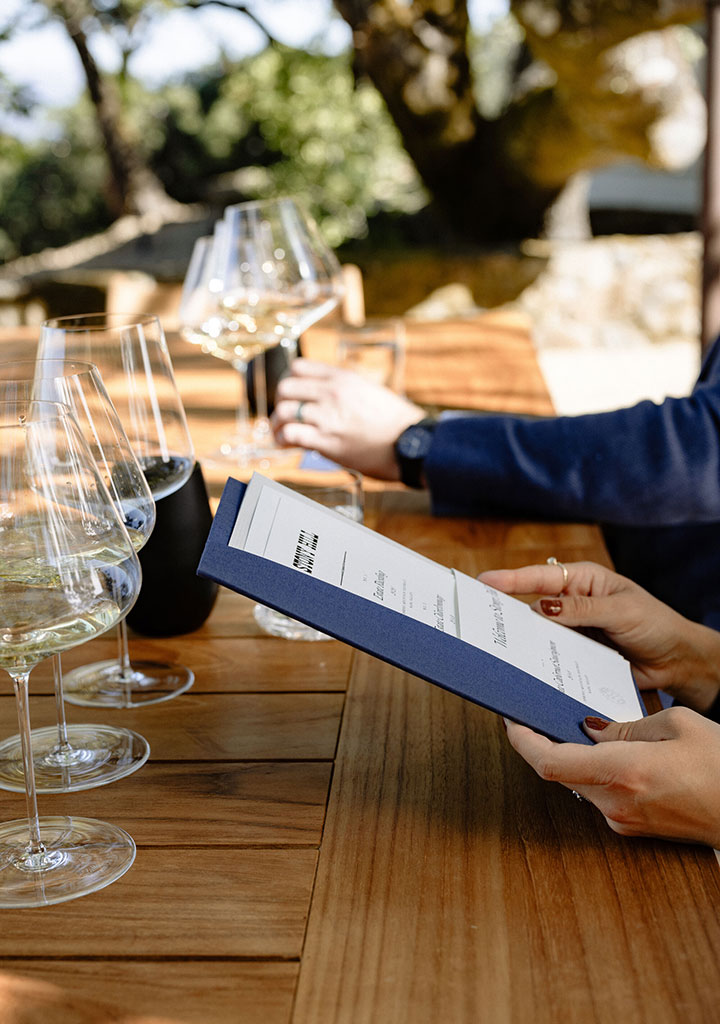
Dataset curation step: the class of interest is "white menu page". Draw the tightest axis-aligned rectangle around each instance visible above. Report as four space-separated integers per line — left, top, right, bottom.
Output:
229 474 643 722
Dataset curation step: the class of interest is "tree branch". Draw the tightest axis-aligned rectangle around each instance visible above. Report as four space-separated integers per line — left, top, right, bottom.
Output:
181 0 282 47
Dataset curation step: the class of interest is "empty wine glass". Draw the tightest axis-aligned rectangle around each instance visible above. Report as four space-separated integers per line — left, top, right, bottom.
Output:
183 197 344 466
0 398 141 907
39 313 195 708
178 227 228 357
0 360 154 791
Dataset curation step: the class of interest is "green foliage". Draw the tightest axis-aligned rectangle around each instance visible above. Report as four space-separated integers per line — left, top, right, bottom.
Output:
212 46 427 246
137 44 427 247
0 109 112 261
0 33 427 257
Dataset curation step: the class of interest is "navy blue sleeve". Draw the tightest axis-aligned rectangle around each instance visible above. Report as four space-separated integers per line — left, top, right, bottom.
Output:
424 377 720 528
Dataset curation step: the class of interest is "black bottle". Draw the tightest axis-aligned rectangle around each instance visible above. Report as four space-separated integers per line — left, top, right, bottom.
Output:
127 461 219 636
247 338 301 415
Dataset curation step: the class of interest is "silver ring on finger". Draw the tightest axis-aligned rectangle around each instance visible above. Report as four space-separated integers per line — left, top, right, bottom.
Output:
296 401 307 423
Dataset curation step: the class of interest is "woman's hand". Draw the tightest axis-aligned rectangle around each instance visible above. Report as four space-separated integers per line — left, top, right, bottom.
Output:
271 359 425 480
506 709 720 848
479 561 720 713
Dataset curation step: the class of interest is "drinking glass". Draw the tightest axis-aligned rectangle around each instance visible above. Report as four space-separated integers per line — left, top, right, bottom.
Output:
186 197 344 466
39 313 195 708
0 360 154 791
0 398 141 907
253 468 364 640
336 318 406 393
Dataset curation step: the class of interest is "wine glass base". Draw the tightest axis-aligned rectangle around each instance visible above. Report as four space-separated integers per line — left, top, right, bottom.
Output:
203 439 300 472
0 725 150 793
0 816 136 908
62 659 194 708
254 603 331 641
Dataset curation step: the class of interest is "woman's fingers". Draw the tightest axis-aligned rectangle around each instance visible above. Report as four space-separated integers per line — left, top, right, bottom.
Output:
507 710 720 847
478 562 617 598
531 592 639 633
478 563 649 636
583 708 681 744
505 720 617 788
506 712 675 787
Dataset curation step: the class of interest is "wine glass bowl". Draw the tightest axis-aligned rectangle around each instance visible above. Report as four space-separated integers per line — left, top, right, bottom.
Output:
0 398 141 907
0 405 141 668
41 313 194 501
39 313 196 708
0 359 153 791
178 227 229 359
220 198 342 351
180 197 344 466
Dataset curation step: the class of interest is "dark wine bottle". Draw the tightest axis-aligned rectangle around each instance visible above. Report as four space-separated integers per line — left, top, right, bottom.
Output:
126 461 219 636
247 337 302 415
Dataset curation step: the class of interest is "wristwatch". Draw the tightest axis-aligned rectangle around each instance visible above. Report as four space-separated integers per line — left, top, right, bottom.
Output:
394 417 437 489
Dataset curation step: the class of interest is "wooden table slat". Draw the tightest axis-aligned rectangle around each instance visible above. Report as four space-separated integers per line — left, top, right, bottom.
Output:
0 962 298 1024
0 762 330 846
0 693 344 761
27 629 354 694
0 848 317 959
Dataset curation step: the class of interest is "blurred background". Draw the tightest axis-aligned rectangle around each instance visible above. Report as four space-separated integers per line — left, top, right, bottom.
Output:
0 0 710 411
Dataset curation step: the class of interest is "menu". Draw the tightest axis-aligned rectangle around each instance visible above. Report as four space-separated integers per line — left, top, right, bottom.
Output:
229 473 642 723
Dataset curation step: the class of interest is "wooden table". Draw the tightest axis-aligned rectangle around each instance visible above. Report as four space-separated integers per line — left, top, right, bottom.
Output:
0 314 719 1023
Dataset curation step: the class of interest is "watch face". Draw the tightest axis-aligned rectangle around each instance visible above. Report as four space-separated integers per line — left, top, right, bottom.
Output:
398 423 434 459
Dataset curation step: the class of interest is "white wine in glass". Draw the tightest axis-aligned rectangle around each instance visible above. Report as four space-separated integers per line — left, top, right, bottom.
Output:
186 197 344 466
0 359 155 791
39 313 195 708
178 227 228 356
0 398 141 907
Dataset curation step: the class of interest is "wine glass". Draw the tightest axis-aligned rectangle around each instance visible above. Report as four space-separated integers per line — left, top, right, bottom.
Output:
178 227 228 357
0 360 154 791
0 398 141 907
188 197 344 466
179 221 275 461
38 313 195 708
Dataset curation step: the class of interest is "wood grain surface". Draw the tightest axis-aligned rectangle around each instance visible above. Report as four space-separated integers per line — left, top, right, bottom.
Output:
1 316 718 1023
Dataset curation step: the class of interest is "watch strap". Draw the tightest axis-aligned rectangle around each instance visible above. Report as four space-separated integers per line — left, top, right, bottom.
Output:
394 416 437 489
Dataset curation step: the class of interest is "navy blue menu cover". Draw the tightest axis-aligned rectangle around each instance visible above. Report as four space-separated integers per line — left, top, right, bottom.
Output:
198 477 645 745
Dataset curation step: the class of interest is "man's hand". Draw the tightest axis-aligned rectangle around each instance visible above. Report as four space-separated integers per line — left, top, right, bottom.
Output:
271 359 425 480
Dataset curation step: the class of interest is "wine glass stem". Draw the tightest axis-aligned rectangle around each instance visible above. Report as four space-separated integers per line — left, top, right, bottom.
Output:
10 671 44 857
254 350 268 422
52 654 73 756
117 619 134 683
232 358 250 438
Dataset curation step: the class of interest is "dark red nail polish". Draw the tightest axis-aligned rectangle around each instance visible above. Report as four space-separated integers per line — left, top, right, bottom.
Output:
540 599 563 616
584 716 610 731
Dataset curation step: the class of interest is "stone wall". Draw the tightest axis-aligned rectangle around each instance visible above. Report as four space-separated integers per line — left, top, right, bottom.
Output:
515 233 701 350
358 232 702 351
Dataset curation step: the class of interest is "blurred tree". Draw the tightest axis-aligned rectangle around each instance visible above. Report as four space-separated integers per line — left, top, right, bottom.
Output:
0 0 707 260
0 129 111 261
25 0 182 218
332 0 706 239
197 45 426 245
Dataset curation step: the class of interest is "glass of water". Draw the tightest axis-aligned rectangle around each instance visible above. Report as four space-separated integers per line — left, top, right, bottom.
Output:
336 317 406 394
253 467 364 640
